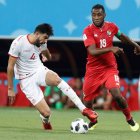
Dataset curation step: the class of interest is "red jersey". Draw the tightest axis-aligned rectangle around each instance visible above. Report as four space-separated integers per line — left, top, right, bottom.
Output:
83 22 119 74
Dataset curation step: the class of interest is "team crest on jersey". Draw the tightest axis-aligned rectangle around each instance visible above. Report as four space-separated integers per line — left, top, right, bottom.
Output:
107 30 111 36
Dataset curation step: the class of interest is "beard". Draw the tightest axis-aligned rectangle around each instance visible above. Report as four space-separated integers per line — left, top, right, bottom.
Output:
34 38 41 47
93 20 104 27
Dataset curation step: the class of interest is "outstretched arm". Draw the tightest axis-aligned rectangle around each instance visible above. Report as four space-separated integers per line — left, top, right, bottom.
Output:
116 33 140 55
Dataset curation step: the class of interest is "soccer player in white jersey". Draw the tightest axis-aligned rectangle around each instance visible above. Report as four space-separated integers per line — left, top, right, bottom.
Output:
7 23 98 130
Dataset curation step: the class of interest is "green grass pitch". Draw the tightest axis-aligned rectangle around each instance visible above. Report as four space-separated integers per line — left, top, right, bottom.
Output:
0 107 139 140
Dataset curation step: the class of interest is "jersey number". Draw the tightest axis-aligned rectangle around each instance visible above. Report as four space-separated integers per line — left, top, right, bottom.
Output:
30 53 35 60
100 39 106 48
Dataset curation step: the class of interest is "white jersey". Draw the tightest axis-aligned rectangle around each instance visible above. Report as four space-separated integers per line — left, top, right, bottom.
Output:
8 35 47 79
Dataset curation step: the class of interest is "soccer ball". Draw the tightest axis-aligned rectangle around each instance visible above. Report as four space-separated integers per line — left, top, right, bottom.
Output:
70 118 88 134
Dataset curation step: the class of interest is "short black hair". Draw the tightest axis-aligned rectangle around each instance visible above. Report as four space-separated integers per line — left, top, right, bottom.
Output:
91 4 105 13
34 23 53 37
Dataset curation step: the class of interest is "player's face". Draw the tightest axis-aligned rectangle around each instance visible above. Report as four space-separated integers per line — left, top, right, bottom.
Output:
34 33 48 47
91 8 105 27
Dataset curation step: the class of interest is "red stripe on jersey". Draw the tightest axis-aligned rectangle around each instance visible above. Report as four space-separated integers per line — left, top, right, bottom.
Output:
17 35 23 41
27 34 33 44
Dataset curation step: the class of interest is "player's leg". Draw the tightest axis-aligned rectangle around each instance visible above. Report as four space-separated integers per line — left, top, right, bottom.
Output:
35 98 52 130
45 70 98 121
109 88 139 131
106 74 139 131
82 78 101 130
83 99 98 130
20 75 52 130
110 88 131 119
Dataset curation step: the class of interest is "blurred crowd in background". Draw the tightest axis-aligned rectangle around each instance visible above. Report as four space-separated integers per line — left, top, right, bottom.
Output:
0 72 140 111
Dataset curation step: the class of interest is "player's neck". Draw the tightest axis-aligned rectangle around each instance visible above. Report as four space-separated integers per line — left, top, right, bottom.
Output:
27 34 36 44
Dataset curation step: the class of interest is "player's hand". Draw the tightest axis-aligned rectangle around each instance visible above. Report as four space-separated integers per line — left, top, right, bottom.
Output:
41 54 48 62
134 46 140 55
8 89 16 105
111 47 124 57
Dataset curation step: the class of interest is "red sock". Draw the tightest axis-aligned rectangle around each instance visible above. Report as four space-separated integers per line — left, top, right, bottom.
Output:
90 118 97 123
121 107 132 121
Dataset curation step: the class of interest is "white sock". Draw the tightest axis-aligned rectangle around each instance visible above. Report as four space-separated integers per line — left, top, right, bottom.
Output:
57 80 86 112
40 114 50 123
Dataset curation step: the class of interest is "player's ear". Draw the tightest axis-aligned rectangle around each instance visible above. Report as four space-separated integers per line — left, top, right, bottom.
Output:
35 32 39 36
34 32 40 38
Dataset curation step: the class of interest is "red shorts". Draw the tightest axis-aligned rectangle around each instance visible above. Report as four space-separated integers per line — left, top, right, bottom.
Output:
83 69 120 101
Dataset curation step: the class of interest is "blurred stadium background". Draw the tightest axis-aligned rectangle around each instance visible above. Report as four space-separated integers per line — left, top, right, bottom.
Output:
0 0 140 139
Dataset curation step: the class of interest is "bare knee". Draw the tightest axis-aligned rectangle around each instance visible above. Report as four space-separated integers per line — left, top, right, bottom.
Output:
110 88 121 99
45 70 61 86
110 88 127 108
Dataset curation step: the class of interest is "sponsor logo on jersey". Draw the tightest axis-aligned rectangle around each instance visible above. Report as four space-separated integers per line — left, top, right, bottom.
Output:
94 34 98 37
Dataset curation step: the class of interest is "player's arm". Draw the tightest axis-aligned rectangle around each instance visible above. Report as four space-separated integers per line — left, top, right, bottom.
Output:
7 38 20 105
41 48 52 62
115 31 140 55
88 44 110 56
7 56 17 105
87 44 123 56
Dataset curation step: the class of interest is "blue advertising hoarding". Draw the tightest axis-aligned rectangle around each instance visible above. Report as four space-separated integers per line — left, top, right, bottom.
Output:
0 0 140 39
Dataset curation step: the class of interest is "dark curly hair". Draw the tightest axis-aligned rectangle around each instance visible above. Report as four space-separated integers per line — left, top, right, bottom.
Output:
34 23 53 37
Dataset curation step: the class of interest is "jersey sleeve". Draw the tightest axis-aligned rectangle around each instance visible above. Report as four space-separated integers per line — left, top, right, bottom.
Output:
8 39 21 58
111 23 119 35
83 27 95 48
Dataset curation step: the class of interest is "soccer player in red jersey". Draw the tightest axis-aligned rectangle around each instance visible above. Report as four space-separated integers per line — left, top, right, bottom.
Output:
83 4 140 131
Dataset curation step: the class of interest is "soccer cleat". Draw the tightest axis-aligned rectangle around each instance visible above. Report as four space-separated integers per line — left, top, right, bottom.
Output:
42 122 52 130
127 118 139 132
88 120 98 130
82 108 98 121
129 122 139 132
